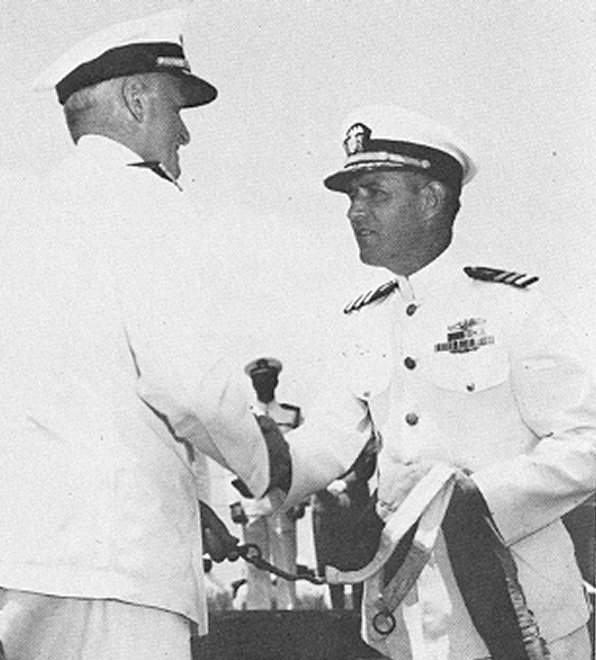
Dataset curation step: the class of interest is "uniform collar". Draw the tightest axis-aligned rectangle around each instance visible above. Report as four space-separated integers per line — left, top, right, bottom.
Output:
77 134 141 165
396 241 462 303
76 135 182 189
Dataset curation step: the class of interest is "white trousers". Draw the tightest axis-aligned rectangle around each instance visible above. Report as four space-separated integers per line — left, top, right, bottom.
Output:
0 589 191 660
243 513 297 610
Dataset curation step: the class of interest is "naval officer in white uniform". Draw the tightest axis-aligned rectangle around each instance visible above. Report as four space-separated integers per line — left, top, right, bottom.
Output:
0 9 276 660
276 106 595 659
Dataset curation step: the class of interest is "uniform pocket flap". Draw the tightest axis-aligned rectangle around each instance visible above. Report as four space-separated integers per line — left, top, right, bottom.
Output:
425 348 510 393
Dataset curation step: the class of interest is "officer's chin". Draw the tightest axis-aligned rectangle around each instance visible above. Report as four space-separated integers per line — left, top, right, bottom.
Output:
166 152 182 180
358 246 381 268
171 163 182 180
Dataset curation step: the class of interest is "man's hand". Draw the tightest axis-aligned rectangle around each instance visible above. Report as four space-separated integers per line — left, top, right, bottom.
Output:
255 415 291 493
336 492 351 508
327 479 351 508
287 502 307 521
231 415 292 498
199 500 240 563
377 460 435 515
453 468 479 496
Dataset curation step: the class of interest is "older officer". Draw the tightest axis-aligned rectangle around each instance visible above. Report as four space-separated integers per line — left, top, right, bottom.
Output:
0 9 276 660
272 106 595 659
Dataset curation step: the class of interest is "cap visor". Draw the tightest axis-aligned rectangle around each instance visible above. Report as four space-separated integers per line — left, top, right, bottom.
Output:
174 72 217 108
324 163 407 192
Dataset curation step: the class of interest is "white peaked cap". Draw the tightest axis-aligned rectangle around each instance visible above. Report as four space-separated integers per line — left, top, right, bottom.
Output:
324 104 477 192
33 7 217 108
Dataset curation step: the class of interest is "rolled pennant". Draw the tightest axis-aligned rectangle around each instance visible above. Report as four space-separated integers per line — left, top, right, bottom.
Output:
325 463 456 585
482 517 551 659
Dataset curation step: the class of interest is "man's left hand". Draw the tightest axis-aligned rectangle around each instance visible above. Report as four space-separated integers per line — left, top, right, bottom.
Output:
287 502 306 521
199 500 240 562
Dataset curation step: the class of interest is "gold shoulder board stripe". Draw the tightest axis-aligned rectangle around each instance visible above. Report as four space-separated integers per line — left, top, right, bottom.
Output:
464 266 539 289
343 279 399 314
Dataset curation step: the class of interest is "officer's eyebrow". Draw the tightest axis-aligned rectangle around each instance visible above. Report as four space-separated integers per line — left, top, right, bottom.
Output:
348 178 387 193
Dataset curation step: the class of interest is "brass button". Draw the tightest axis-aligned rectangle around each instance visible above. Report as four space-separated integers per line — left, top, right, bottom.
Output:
406 303 418 316
404 357 417 370
405 412 419 426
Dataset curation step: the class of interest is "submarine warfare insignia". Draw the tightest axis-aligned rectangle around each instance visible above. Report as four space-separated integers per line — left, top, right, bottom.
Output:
434 317 495 354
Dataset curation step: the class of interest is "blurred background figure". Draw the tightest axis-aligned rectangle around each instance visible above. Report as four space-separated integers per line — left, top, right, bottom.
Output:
229 357 305 609
294 564 330 610
230 576 248 611
311 437 377 610
203 559 233 612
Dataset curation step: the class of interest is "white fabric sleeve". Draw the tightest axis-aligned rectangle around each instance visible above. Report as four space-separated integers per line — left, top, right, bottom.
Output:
472 295 596 544
136 356 271 500
118 223 272 500
282 358 373 507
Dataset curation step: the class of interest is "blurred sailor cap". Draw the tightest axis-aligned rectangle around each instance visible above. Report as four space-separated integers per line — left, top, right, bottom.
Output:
324 105 477 193
33 8 217 108
244 357 283 377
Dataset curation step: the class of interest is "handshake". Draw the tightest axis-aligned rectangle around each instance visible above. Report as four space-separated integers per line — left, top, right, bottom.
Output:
230 414 292 500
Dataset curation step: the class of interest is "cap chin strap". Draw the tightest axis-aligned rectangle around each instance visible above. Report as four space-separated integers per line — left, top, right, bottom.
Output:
345 150 431 170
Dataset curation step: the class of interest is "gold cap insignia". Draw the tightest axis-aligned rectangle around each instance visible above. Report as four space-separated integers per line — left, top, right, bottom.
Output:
343 122 372 156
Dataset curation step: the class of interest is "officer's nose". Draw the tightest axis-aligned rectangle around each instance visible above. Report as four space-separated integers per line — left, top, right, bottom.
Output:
347 190 368 222
179 120 191 147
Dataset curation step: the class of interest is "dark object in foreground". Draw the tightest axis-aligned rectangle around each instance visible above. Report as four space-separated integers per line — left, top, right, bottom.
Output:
229 542 326 586
442 483 550 660
192 611 383 660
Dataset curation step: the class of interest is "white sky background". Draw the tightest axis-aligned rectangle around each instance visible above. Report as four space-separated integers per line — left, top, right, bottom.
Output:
1 0 595 407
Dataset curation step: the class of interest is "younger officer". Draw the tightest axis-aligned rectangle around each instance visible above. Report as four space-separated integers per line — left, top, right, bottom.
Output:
272 106 595 659
231 358 304 609
0 10 274 660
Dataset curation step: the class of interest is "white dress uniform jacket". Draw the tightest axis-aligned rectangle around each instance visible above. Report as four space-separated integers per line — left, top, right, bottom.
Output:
0 136 270 629
284 246 595 658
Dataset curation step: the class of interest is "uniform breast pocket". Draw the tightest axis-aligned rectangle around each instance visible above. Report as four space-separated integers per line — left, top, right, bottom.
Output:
424 347 510 394
347 352 392 400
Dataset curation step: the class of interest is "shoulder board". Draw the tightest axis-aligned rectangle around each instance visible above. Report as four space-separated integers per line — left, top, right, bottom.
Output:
343 279 399 314
463 266 539 289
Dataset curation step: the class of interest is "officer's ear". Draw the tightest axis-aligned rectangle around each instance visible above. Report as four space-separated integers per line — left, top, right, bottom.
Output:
121 76 149 123
420 180 447 221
